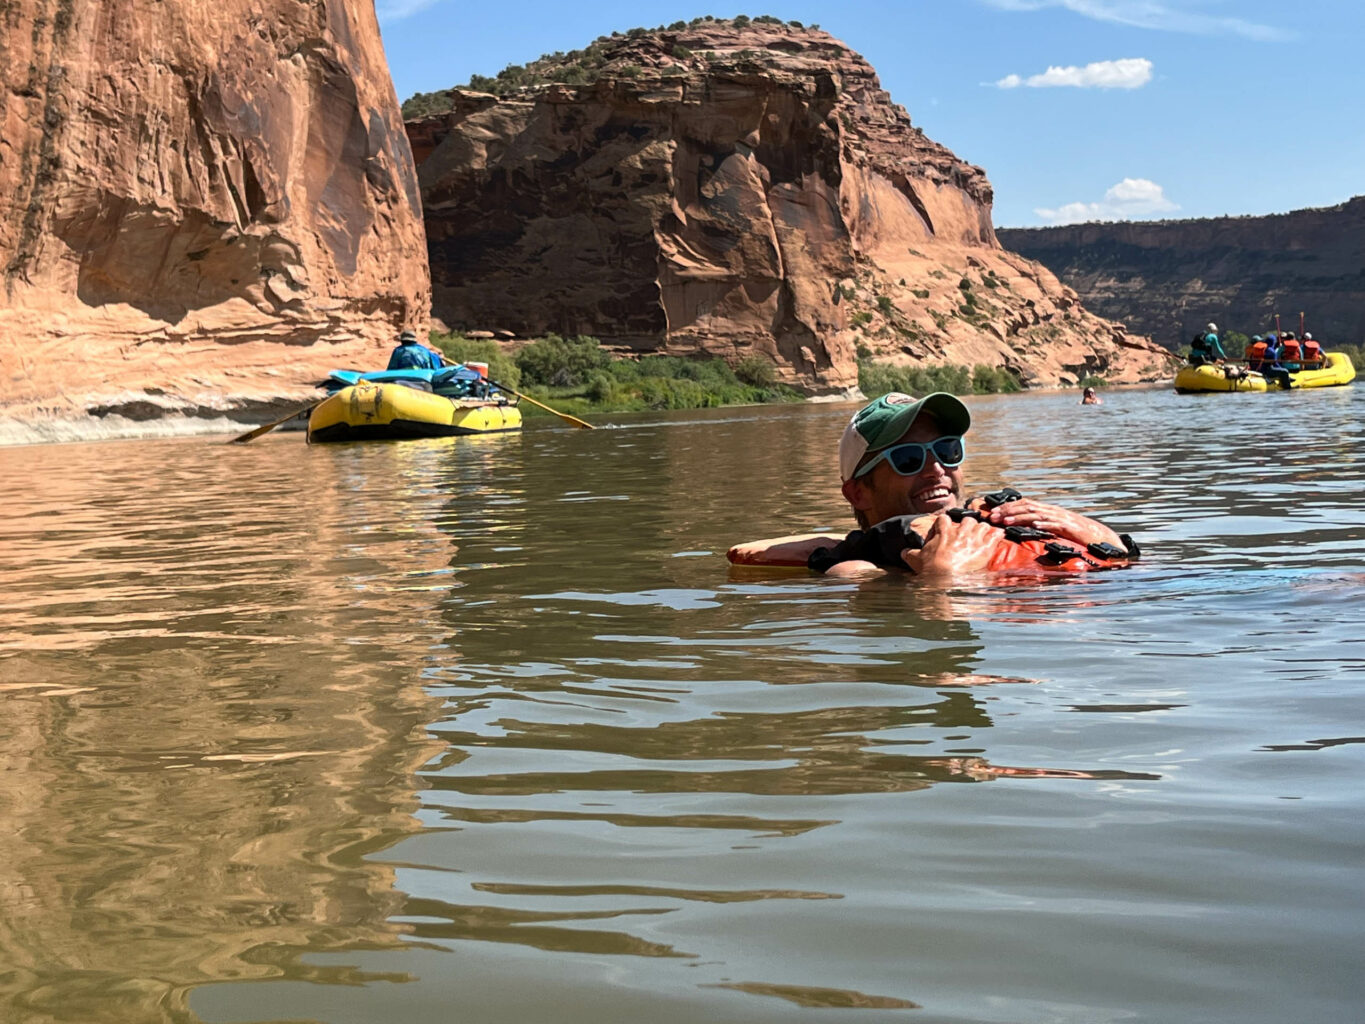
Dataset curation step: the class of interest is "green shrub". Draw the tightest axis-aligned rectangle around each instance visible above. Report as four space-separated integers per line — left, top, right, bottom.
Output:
858 359 973 397
672 44 692 58
1077 375 1108 389
971 364 1021 394
876 295 894 315
733 14 751 27
912 288 930 300
851 311 873 326
1222 330 1249 359
1334 342 1364 367
733 354 776 387
516 334 612 387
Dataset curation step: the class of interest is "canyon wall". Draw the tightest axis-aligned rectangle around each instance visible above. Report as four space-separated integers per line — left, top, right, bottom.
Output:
997 197 1365 348
0 0 429 443
408 21 1174 394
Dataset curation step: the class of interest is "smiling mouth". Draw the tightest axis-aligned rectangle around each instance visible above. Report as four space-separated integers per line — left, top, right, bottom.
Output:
914 485 953 505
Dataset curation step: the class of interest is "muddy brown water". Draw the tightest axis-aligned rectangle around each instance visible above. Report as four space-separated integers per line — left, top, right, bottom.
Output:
2 385 1362 1024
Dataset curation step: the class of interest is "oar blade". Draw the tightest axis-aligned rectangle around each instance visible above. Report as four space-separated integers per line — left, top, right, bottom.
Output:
227 402 318 443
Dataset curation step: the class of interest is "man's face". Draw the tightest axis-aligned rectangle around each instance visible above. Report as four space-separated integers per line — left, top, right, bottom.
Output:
844 414 965 526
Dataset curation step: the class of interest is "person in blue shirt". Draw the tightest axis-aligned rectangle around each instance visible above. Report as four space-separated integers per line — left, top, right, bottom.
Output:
1189 322 1227 366
387 329 446 371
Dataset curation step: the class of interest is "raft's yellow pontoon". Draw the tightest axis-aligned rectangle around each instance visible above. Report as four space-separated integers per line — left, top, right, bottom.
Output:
1173 364 1268 393
307 382 522 443
1275 351 1356 389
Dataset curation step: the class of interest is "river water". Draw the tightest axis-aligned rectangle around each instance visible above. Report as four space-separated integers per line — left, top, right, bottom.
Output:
1 384 1362 1024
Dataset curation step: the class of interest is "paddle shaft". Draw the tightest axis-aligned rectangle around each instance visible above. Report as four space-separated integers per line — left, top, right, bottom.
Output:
228 402 318 443
489 379 594 429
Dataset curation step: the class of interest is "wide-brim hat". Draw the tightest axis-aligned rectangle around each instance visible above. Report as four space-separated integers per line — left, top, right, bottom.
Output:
839 392 971 481
399 329 418 343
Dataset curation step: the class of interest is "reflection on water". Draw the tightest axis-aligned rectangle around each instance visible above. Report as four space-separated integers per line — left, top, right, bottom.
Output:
2 386 1364 1024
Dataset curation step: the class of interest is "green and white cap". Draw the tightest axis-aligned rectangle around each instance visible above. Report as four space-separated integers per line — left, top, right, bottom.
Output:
839 392 972 481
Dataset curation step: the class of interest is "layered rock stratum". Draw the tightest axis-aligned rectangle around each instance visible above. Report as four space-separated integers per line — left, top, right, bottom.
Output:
407 19 1176 394
0 0 428 443
998 197 1365 348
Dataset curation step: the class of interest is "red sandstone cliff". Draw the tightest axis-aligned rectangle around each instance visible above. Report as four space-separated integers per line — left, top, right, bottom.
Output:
407 21 1175 393
0 0 428 442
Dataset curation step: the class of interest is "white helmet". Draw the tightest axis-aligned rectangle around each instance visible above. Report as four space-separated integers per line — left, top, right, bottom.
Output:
1206 322 1218 332
1304 332 1313 340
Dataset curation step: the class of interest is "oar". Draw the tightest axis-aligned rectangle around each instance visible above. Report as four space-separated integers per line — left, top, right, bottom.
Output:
227 401 319 443
489 379 594 429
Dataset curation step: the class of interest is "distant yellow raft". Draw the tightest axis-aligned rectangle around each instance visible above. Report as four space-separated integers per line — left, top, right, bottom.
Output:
1173 364 1268 393
307 382 523 443
1174 351 1355 393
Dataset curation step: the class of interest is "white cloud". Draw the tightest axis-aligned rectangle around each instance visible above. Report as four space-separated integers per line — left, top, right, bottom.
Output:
1035 178 1180 224
980 0 1292 42
376 0 442 23
995 57 1152 89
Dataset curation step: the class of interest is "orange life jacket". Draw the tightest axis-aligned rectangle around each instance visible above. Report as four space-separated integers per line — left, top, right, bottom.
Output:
1281 339 1302 362
1247 341 1268 365
1302 340 1322 363
732 490 1139 574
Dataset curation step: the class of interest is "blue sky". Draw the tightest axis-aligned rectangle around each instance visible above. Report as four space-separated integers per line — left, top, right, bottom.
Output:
376 0 1363 228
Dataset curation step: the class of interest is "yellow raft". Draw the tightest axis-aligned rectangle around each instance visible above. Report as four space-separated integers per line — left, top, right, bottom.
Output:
1174 352 1356 394
307 382 523 443
1273 351 1356 389
1173 364 1268 393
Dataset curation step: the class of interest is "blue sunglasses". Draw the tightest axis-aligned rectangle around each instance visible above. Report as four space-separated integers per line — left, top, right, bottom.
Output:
854 436 966 479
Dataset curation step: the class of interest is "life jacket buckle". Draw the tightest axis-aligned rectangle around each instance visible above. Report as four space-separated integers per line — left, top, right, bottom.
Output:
1040 541 1083 565
1004 525 1053 543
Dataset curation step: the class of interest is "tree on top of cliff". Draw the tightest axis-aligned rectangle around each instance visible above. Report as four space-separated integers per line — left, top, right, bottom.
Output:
401 16 828 117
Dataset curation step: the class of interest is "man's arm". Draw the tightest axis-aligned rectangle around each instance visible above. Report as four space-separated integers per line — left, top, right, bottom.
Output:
727 533 842 567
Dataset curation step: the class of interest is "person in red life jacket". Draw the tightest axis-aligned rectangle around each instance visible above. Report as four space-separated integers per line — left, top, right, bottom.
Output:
1301 332 1323 367
727 392 1137 577
1279 332 1302 370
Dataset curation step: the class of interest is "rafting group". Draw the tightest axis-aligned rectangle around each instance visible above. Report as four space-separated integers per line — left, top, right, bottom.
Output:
1174 318 1356 393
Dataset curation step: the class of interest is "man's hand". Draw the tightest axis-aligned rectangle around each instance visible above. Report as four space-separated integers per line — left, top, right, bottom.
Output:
985 498 1124 550
901 514 1000 575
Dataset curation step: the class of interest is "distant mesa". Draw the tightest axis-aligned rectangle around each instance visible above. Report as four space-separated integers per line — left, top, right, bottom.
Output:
998 196 1365 348
403 17 1172 394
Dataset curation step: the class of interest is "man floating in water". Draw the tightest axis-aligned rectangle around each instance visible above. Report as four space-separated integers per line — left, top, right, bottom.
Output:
728 392 1136 577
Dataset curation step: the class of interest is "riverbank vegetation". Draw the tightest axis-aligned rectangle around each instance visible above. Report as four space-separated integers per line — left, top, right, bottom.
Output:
857 358 1022 396
432 332 1027 418
432 332 803 417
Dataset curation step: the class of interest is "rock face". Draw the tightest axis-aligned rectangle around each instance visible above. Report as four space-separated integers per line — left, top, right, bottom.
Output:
998 197 1365 348
409 21 1174 393
0 0 429 442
